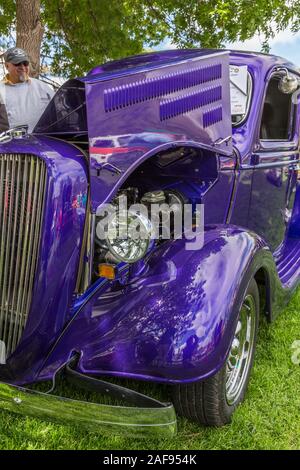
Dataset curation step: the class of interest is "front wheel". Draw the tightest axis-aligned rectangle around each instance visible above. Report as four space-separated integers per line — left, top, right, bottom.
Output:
172 278 259 426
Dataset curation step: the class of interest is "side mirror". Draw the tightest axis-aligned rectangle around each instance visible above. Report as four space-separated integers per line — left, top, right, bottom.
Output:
278 72 299 94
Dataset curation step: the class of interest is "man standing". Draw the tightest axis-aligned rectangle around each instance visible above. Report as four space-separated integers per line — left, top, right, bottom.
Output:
0 47 54 133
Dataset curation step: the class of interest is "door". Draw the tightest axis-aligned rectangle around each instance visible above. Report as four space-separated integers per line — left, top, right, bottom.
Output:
247 70 300 251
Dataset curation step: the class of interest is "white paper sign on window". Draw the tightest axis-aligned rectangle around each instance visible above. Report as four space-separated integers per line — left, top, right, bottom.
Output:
230 65 248 116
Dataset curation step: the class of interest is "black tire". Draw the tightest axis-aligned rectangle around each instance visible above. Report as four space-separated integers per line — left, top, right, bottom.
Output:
172 277 260 426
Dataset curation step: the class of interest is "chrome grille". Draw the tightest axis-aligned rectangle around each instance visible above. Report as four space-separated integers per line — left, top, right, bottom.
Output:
0 153 47 357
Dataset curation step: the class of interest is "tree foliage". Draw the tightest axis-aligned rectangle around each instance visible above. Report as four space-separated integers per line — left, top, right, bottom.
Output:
0 0 15 45
0 0 300 78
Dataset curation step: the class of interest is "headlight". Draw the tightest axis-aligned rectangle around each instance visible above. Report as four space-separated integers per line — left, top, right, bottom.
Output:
104 210 153 263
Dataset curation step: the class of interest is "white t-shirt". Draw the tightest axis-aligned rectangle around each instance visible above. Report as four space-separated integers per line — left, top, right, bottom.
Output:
0 78 54 133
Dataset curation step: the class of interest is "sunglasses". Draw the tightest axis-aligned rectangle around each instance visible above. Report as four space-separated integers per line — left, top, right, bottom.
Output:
13 61 29 67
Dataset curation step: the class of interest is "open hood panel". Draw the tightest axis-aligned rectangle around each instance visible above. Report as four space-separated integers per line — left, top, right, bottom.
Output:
35 50 232 211
85 50 232 155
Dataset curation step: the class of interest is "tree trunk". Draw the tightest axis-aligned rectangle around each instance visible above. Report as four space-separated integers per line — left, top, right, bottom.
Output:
16 0 44 77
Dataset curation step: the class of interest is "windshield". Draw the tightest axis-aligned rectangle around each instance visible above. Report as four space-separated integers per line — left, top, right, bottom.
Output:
34 79 87 134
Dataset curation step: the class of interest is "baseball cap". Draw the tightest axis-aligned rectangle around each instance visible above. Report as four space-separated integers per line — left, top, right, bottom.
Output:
4 47 30 64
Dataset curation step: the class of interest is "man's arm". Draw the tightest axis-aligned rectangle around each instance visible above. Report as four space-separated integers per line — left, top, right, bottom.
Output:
0 91 9 132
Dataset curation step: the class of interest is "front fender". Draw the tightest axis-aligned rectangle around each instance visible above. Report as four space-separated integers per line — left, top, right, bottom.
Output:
39 225 284 384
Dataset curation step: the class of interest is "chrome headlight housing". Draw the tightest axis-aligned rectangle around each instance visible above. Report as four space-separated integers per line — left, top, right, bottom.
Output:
103 209 153 264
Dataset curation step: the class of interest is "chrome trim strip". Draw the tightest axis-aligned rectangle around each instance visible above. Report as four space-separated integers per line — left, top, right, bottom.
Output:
75 210 95 294
0 381 177 438
89 213 96 285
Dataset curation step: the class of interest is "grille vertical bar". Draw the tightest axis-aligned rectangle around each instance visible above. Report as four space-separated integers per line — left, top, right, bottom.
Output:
0 153 47 357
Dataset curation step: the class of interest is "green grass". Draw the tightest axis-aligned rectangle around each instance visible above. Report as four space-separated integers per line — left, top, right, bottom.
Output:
1 289 300 450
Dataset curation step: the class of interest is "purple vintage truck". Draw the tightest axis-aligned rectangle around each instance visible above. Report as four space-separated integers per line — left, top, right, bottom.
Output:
0 48 300 438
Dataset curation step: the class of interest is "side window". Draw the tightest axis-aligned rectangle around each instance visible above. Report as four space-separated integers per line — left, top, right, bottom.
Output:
230 67 252 126
260 75 293 140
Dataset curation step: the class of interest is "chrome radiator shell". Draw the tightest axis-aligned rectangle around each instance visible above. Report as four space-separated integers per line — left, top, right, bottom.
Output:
0 153 47 357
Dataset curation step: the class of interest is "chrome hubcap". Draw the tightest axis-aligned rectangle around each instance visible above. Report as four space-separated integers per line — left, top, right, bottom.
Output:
225 294 256 406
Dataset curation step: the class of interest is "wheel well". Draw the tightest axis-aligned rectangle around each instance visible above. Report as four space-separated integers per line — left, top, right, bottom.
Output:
254 267 271 322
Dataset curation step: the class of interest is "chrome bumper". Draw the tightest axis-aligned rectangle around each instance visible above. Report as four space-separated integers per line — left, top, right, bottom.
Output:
0 379 177 439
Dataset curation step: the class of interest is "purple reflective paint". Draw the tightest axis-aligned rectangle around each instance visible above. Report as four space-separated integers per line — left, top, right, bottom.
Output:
0 49 300 404
159 85 222 121
103 63 222 112
38 227 283 384
203 106 223 128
